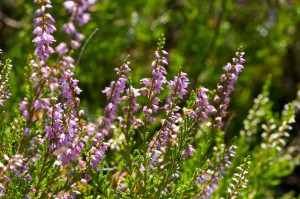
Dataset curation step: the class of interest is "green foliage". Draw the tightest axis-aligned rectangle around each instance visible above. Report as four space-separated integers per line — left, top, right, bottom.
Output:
0 0 300 198
214 80 299 198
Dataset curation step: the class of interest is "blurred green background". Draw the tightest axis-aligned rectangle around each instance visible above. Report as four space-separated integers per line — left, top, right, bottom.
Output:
1 0 300 196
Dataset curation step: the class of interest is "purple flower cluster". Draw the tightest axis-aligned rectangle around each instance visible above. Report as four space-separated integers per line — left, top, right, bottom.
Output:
184 87 214 125
74 124 109 169
43 69 86 166
61 70 82 105
56 0 96 55
18 0 98 172
138 49 172 175
140 50 168 124
167 71 189 101
149 71 189 153
195 87 215 123
141 50 168 95
29 0 97 168
101 62 131 134
213 52 245 129
183 144 196 159
32 0 56 62
148 149 162 171
84 62 131 169
55 0 97 97
19 0 58 138
89 142 109 168
121 86 142 127
6 0 252 194
64 0 96 26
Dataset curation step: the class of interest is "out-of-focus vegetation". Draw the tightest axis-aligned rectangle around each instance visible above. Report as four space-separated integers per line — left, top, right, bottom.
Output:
1 0 300 195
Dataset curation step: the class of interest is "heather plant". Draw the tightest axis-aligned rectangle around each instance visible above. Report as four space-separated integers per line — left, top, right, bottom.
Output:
0 1 300 199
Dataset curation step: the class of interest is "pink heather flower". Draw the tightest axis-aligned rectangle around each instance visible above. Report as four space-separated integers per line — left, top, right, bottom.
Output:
183 144 195 159
148 116 155 124
196 171 207 184
140 49 169 127
139 164 145 173
142 106 152 115
41 63 86 167
100 62 130 136
19 100 30 120
148 68 190 160
46 102 83 166
90 142 109 168
78 13 91 26
140 78 151 87
55 42 68 55
167 71 189 101
187 87 214 124
62 22 76 35
0 183 5 192
149 150 162 171
121 87 141 127
71 40 80 49
141 50 168 95
57 0 97 53
63 1 75 11
24 128 31 137
75 33 84 42
32 0 56 62
214 51 245 129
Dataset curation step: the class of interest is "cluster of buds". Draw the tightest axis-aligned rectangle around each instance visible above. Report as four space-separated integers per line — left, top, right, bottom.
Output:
0 154 30 193
0 51 12 107
196 145 237 198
